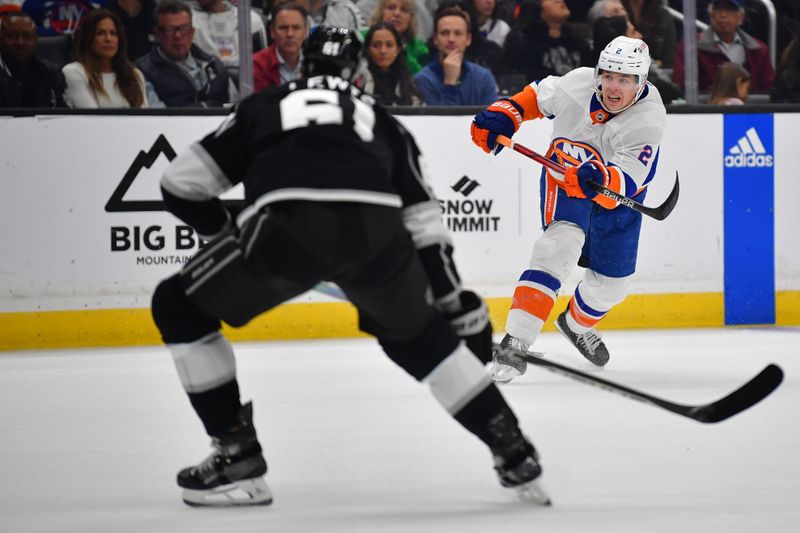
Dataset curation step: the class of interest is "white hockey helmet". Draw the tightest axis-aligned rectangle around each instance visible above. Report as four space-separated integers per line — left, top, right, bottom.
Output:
595 36 651 112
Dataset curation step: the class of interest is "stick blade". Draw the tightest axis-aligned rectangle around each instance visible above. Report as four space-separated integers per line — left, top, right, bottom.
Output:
688 364 784 423
645 171 680 221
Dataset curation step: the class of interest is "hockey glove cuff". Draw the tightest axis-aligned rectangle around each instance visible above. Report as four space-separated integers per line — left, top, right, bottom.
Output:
445 290 493 365
471 99 524 155
564 161 608 199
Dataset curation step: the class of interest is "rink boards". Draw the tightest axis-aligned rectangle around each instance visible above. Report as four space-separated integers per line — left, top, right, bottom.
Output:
1 111 798 349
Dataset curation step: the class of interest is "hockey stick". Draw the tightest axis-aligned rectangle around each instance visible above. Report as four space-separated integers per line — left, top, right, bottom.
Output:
499 346 783 423
313 283 783 423
494 135 680 221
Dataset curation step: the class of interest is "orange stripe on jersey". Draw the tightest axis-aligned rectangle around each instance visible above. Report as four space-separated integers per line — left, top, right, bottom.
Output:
593 165 622 210
510 85 544 121
569 298 603 328
511 286 556 322
543 173 559 225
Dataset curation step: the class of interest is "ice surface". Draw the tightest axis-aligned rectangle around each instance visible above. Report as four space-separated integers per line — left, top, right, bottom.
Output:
1 328 798 533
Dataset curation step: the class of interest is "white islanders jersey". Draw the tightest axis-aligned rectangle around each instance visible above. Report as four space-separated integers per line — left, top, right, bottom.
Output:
530 67 666 197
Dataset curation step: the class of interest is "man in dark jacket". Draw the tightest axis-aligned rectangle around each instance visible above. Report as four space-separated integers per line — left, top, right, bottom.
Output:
673 0 774 93
135 0 231 107
0 11 65 108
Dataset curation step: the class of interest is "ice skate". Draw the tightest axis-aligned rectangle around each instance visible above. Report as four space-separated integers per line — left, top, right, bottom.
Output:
488 334 531 384
555 309 610 367
178 402 273 507
488 410 551 506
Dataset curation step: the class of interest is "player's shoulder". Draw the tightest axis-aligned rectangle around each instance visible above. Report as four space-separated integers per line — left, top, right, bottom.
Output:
632 84 667 122
565 66 596 82
537 67 595 97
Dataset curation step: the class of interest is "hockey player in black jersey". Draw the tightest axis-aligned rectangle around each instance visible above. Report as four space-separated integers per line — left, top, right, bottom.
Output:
150 26 550 508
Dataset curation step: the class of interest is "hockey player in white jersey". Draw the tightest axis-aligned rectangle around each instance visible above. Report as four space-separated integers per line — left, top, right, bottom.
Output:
470 36 666 382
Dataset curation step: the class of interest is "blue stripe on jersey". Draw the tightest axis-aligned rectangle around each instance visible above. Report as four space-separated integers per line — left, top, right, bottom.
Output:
518 270 561 293
574 286 605 317
723 114 775 325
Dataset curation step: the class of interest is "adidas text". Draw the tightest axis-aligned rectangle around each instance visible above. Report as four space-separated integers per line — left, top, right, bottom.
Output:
724 153 773 168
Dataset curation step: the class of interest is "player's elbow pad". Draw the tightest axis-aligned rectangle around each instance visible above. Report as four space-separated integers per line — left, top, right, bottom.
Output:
161 186 232 239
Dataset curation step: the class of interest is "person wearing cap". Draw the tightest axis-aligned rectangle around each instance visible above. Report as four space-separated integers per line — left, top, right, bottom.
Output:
672 0 773 93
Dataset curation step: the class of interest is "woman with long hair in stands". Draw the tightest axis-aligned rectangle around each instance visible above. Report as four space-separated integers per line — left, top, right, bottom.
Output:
63 8 149 108
367 0 430 74
360 22 422 106
709 62 750 105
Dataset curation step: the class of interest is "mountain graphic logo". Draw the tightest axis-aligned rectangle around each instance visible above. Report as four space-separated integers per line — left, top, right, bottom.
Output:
724 127 773 168
105 134 177 212
105 135 244 213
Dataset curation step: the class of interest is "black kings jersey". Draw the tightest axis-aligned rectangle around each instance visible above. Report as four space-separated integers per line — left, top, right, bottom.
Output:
161 75 462 305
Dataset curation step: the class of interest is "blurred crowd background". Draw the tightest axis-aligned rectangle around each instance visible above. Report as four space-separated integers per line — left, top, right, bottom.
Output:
1 0 798 109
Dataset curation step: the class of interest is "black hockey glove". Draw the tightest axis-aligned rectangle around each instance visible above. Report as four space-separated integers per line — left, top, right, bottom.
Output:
445 290 493 365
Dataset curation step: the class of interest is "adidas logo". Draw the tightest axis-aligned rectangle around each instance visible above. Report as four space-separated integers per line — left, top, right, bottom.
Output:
724 127 773 168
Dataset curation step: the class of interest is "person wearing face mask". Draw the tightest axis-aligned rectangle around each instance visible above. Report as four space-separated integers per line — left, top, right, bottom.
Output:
471 35 667 381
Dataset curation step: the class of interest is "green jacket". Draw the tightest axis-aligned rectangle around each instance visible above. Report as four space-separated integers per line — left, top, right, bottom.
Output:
360 28 429 75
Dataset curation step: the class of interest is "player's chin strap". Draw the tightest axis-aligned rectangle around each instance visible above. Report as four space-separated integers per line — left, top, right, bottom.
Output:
494 135 680 222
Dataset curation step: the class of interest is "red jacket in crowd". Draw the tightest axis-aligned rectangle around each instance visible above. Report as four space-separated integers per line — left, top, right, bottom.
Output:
673 28 774 93
253 45 281 93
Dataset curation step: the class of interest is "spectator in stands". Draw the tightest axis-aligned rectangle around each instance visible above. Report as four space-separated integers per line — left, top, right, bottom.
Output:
436 0 504 75
0 2 23 18
360 21 421 105
253 0 307 91
0 10 65 106
591 13 681 103
708 61 749 104
106 0 156 62
63 9 150 107
358 0 432 42
668 0 711 24
189 0 267 77
621 0 675 68
503 0 592 81
365 0 429 74
296 0 362 30
673 0 773 93
413 4 497 105
771 32 800 103
586 0 627 23
471 0 509 48
136 0 232 107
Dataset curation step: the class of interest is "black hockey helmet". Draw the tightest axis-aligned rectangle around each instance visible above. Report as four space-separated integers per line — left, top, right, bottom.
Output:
301 25 365 82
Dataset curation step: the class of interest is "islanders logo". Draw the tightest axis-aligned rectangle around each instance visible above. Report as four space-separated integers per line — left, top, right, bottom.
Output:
550 138 603 170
